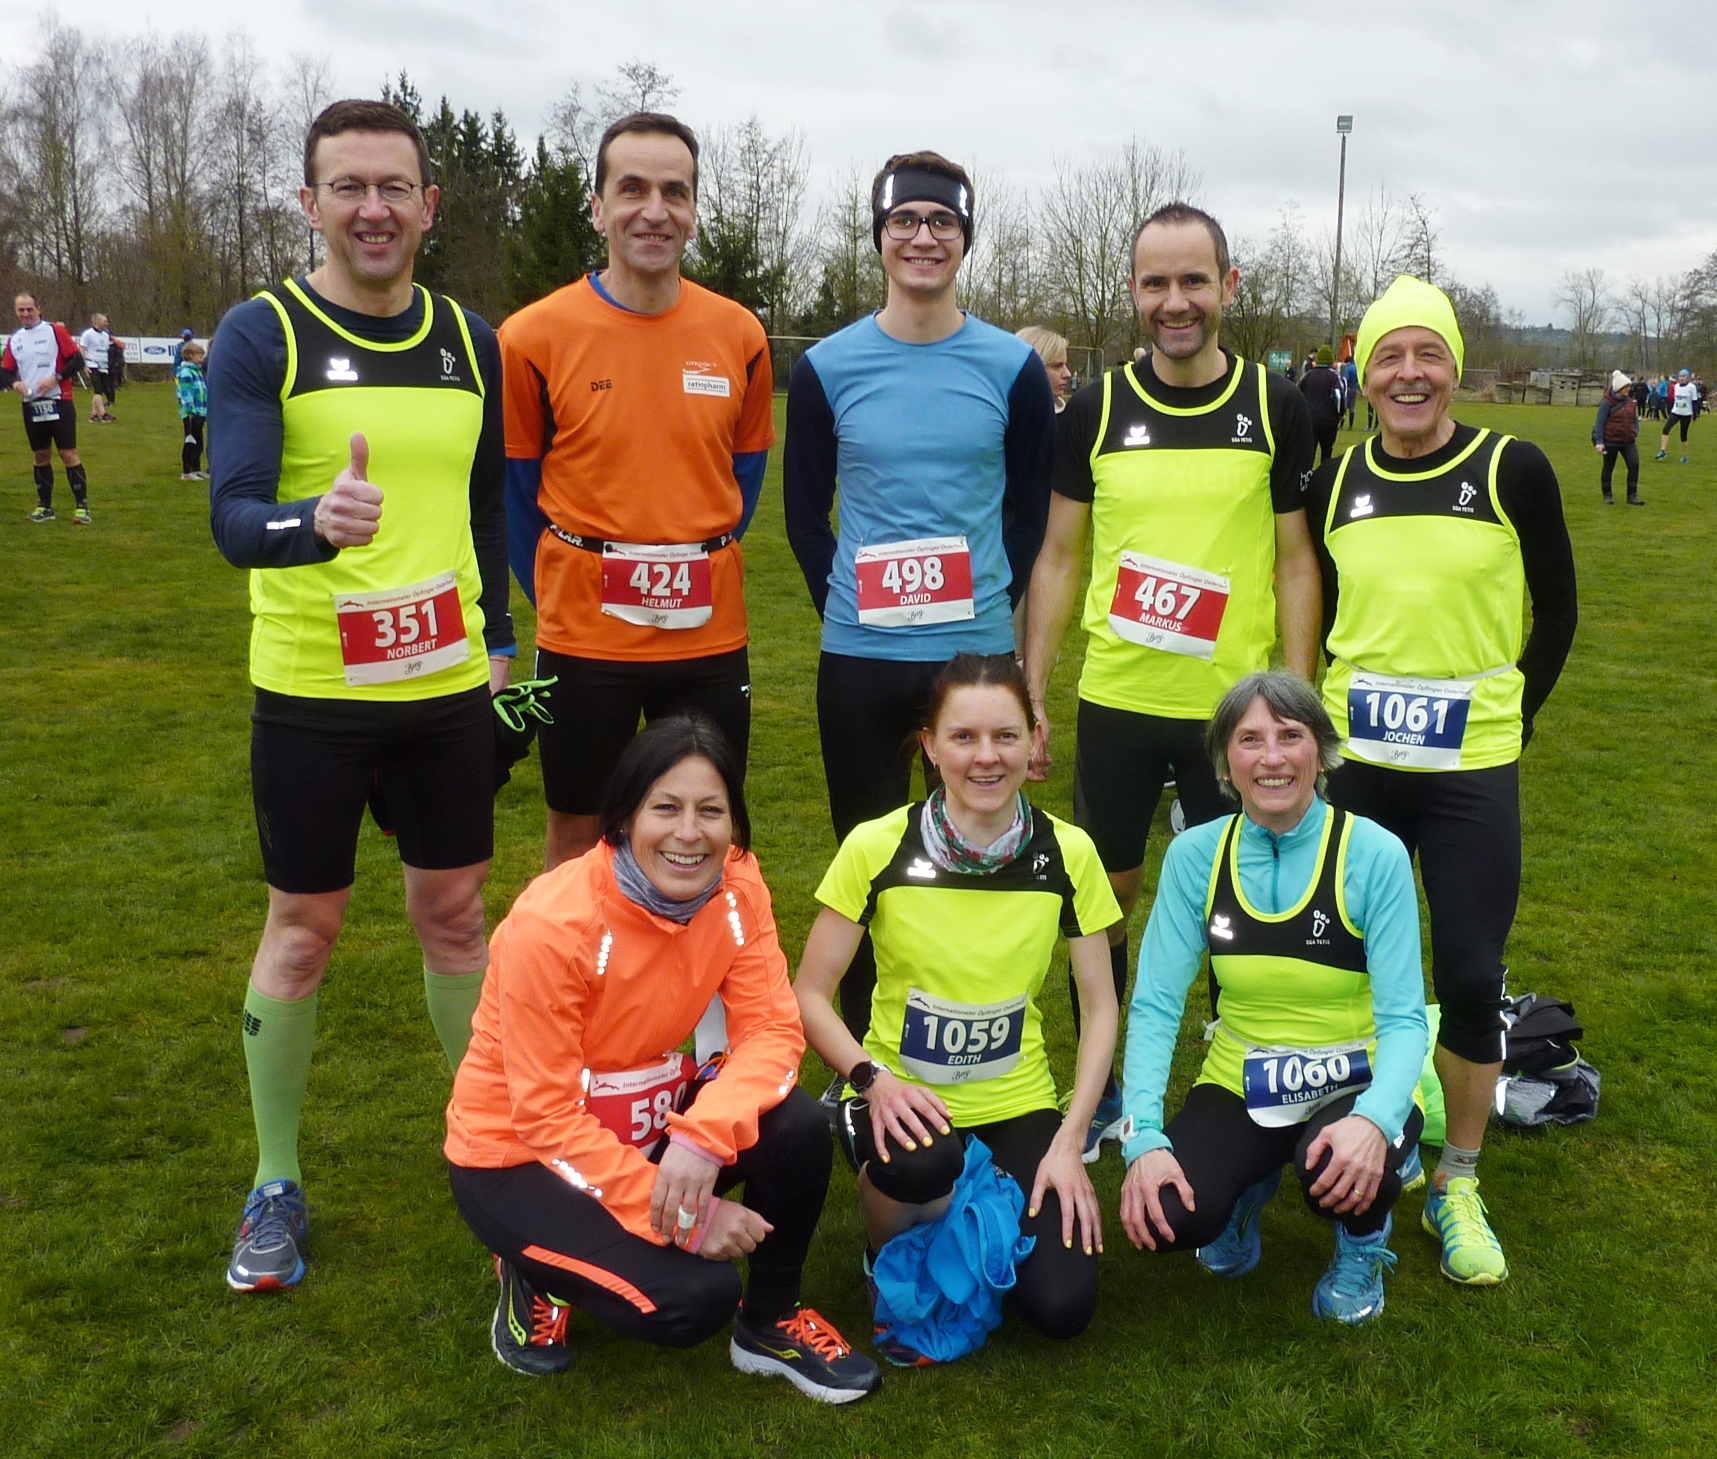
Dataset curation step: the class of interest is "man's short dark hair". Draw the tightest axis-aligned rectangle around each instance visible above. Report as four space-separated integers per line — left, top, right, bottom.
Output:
1134 202 1231 279
303 99 432 188
594 112 700 197
14 292 37 307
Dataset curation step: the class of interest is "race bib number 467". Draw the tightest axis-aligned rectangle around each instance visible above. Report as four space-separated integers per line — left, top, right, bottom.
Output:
1107 552 1230 658
335 571 468 687
898 989 1026 1085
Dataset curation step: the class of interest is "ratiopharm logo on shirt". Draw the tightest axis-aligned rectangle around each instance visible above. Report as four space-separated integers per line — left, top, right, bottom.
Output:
682 360 731 398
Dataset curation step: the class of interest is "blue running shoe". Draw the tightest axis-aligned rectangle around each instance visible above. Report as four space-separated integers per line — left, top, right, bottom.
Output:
1081 1087 1125 1165
864 1253 937 1368
1196 1168 1282 1278
1399 1144 1425 1194
226 1179 307 1292
1312 1215 1398 1325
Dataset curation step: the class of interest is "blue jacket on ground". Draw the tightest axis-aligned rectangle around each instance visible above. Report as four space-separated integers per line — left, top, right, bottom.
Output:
870 1135 1036 1362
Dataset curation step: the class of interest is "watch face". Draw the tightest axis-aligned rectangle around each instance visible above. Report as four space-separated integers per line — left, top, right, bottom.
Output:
850 1061 875 1093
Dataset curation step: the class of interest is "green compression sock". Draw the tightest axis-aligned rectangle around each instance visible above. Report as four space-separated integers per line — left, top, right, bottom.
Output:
424 966 486 1070
243 985 318 1189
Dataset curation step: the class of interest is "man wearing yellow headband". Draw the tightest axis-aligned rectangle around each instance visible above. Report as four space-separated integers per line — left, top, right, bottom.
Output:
1305 274 1577 1286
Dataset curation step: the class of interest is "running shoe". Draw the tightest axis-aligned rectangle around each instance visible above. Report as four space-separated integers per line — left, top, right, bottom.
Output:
1196 1167 1282 1278
730 1305 881 1404
226 1179 307 1292
1422 1175 1508 1285
1628 496 1646 506
28 506 55 523
1680 455 1689 464
863 1254 936 1368
490 1257 573 1375
1081 1085 1125 1164
1656 449 1667 460
1399 1144 1425 1194
181 473 199 481
72 507 92 525
1312 1215 1397 1325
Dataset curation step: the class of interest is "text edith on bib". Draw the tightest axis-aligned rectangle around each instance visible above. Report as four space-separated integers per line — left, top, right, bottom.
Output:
1107 552 1230 659
335 570 468 687
600 543 714 629
854 536 975 628
1345 670 1473 771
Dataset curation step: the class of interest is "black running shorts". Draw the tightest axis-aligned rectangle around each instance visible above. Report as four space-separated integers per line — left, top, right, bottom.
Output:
23 399 76 452
250 686 494 894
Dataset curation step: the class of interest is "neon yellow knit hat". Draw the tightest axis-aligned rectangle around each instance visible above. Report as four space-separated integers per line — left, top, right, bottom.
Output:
1355 274 1465 386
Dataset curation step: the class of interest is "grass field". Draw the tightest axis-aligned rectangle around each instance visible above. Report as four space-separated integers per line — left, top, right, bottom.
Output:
2 381 1714 1458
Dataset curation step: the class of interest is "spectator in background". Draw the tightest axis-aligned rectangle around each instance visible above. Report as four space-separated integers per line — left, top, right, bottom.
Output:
105 333 125 412
1299 344 1345 466
1342 354 1359 430
1656 368 1700 463
176 340 209 480
173 327 194 368
1593 369 1643 506
1017 325 1074 413
78 313 116 423
1629 374 1650 422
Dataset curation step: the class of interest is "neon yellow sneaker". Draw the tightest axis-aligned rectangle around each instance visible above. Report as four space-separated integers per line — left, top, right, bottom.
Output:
1421 1175 1508 1285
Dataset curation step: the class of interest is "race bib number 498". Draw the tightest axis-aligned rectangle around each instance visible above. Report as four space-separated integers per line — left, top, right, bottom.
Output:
334 571 468 687
854 537 975 628
1107 552 1230 659
898 989 1026 1085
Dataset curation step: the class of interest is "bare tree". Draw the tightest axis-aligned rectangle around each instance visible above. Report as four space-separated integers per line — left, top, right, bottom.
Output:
549 61 680 185
1224 205 1314 363
805 163 885 334
694 114 811 332
5 24 108 314
207 36 281 301
598 60 679 119
1400 192 1439 285
1347 184 1414 305
958 173 1039 331
1555 267 1612 370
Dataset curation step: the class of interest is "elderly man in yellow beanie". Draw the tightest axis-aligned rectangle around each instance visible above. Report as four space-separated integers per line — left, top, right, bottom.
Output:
1302 275 1577 1286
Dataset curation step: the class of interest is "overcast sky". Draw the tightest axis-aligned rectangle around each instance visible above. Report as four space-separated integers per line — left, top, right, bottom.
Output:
8 1 1715 325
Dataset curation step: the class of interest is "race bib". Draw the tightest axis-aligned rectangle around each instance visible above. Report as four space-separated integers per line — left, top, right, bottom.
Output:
334 571 468 687
584 1052 699 1156
898 989 1027 1085
1346 671 1473 770
1242 1042 1372 1128
854 537 975 628
600 544 713 629
1107 553 1230 659
27 398 58 422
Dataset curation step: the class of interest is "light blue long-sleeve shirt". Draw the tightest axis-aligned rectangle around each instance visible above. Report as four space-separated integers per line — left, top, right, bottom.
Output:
1120 797 1428 1162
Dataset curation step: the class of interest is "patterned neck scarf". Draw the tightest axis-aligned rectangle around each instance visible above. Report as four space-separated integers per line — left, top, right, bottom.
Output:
920 787 1032 875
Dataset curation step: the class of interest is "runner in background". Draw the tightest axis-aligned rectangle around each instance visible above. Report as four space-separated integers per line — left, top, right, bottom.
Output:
2 292 91 524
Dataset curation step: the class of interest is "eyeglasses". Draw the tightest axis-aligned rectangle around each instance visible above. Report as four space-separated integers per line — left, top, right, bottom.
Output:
883 210 963 242
316 178 422 205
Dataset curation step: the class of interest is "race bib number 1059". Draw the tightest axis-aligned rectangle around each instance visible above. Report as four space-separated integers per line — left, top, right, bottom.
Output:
898 989 1027 1085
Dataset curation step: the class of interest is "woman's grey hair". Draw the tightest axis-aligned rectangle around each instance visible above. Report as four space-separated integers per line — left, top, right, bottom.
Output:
1205 670 1343 797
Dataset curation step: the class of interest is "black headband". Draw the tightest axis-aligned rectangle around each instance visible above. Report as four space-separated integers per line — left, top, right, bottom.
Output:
872 167 974 251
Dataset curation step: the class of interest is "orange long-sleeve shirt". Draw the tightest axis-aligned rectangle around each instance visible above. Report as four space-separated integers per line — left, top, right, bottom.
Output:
445 843 804 1244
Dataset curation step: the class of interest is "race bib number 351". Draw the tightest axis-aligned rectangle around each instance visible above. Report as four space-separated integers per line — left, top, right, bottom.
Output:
335 571 468 687
600 543 714 629
1345 671 1473 770
1108 553 1230 658
898 989 1027 1085
855 537 975 628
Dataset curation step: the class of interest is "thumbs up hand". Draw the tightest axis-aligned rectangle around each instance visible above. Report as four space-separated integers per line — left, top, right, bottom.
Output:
313 433 385 548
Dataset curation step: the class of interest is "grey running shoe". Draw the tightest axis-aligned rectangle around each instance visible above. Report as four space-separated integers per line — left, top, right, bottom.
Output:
226 1179 307 1292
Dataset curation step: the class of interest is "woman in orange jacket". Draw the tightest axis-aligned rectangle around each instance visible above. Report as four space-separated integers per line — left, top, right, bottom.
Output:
446 715 879 1404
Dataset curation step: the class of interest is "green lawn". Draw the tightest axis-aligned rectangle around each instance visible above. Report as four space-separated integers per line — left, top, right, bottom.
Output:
2 383 1714 1457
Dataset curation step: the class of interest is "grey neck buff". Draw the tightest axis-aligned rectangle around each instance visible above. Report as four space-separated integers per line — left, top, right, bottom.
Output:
612 840 723 924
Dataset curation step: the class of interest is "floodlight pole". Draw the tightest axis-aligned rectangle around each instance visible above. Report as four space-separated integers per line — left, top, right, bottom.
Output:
1331 115 1352 352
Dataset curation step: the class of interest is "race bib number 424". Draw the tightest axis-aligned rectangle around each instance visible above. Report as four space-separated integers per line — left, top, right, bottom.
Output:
600 543 714 629
334 571 468 687
1107 552 1230 658
1345 671 1473 771
854 537 975 628
898 989 1027 1085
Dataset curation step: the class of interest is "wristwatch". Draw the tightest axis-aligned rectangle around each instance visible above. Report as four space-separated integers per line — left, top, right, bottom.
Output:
847 1060 878 1095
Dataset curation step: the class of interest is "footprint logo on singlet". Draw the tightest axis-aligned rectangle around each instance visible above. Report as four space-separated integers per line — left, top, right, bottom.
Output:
1209 913 1234 941
439 348 460 381
1454 480 1477 513
1232 413 1253 442
1310 909 1330 943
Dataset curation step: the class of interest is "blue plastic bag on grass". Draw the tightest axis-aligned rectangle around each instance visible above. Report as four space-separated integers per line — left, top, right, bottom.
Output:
870 1135 1036 1363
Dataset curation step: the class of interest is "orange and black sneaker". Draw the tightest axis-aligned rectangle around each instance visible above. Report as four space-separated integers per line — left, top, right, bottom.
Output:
490 1257 573 1376
730 1305 881 1404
